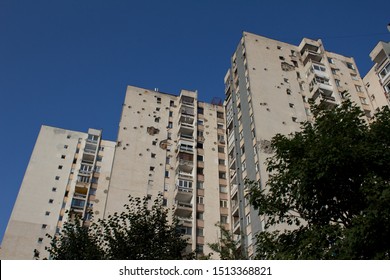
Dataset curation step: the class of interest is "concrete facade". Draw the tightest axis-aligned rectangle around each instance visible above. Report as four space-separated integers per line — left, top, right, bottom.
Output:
105 86 229 258
224 32 376 258
364 41 390 112
0 126 115 259
2 32 385 260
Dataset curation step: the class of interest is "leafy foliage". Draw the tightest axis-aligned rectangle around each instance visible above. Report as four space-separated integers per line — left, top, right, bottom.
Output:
46 194 188 259
248 100 390 259
208 223 247 259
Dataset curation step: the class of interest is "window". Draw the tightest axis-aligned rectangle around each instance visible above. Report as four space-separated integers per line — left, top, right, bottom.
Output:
246 214 251 225
279 56 285 60
292 117 298 123
219 185 228 193
170 100 175 107
156 97 161 104
197 119 204 125
55 176 60 180
220 215 228 224
328 57 334 64
355 85 363 92
167 122 173 128
166 157 170 164
197 168 204 175
197 196 204 204
379 63 390 80
197 130 203 137
45 211 50 216
360 97 368 105
217 123 224 129
61 155 66 159
197 181 204 189
156 107 160 111
149 166 155 172
165 171 170 178
37 238 43 244
351 74 359 81
219 172 226 179
291 50 296 56
196 228 204 236
180 226 192 235
196 212 204 220
286 89 292 95
289 103 295 108
217 112 224 119
346 62 355 70
197 142 203 149
152 140 157 146
312 64 326 72
52 187 57 192
284 78 289 83
151 153 156 158
335 79 341 87
296 72 301 79
154 117 160 123
218 146 224 153
64 145 68 149
67 135 71 139
277 46 282 50
169 111 173 117
178 179 192 189
58 165 63 170
197 155 204 161
42 224 47 229
220 200 228 208
331 68 337 74
218 159 225 165
197 107 204 114
164 184 169 192
48 199 54 204
196 245 204 254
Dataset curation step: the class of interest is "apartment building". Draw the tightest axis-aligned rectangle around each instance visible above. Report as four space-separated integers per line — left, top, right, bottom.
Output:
0 126 115 259
105 85 229 258
224 32 374 258
364 41 390 111
2 32 381 260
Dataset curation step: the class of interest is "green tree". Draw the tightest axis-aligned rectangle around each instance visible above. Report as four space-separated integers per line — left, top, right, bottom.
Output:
46 213 104 260
46 194 189 259
248 99 390 259
208 223 247 259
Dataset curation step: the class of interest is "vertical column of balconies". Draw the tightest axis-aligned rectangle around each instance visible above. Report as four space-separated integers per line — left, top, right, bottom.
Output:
299 39 337 108
174 95 196 244
70 133 101 224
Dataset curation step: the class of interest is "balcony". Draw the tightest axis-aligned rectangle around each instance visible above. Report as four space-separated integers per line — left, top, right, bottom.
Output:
231 184 238 196
310 80 333 100
177 144 194 154
178 133 194 141
180 96 195 107
302 49 323 65
174 186 193 203
174 201 193 217
177 158 194 173
177 170 193 180
71 198 86 209
233 218 241 234
177 216 193 227
179 114 194 126
317 94 337 108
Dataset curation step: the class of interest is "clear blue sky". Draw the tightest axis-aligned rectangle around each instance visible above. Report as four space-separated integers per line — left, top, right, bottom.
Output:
0 0 389 243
